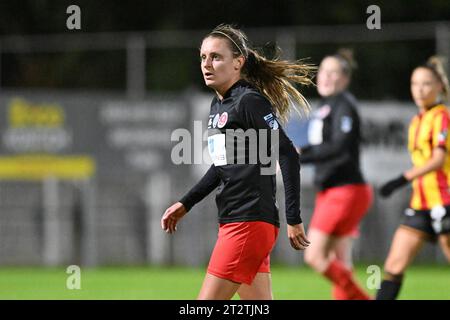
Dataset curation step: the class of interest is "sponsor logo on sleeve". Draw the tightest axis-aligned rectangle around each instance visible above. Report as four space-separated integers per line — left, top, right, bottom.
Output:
340 116 353 133
263 113 279 130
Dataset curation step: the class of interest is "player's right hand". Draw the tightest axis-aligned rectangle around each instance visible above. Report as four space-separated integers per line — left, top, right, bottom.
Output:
161 202 187 234
287 223 310 250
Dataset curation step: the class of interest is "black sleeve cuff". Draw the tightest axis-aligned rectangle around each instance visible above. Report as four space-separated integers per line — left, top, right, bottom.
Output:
179 196 194 212
286 215 303 225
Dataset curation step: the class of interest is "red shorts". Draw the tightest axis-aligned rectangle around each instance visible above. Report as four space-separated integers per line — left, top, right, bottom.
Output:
310 184 373 237
207 221 279 285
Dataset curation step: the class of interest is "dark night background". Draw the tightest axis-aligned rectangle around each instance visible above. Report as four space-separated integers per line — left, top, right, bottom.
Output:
1 0 450 100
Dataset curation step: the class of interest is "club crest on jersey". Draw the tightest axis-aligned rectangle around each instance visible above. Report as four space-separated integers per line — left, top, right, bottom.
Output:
217 112 228 128
212 114 220 128
263 113 279 130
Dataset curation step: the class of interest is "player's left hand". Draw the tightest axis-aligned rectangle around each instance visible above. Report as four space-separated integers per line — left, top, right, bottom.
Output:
287 223 310 250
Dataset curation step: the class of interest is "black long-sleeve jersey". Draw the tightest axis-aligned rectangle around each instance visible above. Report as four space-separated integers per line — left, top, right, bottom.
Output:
300 91 365 190
179 79 302 227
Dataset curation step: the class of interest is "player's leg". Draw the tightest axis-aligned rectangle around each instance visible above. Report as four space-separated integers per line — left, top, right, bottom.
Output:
197 273 240 300
304 228 333 272
321 234 369 300
305 184 370 271
306 184 371 300
438 233 450 262
436 207 450 262
331 236 353 268
305 230 369 300
304 189 335 272
376 226 425 300
326 184 372 300
237 272 273 300
329 236 354 299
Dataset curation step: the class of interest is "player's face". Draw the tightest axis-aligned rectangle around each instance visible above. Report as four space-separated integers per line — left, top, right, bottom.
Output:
411 67 443 110
200 36 242 96
316 57 349 97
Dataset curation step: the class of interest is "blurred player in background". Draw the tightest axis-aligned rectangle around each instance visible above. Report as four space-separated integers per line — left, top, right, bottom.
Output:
300 50 372 300
161 24 314 300
377 56 450 300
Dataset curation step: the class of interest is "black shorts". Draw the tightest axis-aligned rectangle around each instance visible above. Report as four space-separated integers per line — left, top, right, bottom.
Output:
400 205 450 240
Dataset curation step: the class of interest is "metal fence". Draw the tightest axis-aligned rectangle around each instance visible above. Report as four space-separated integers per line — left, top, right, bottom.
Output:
1 21 449 97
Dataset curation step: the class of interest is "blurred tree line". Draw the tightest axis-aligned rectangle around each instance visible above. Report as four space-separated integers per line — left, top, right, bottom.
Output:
0 0 450 101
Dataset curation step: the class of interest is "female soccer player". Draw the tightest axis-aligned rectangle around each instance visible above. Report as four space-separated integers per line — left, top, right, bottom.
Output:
161 24 313 300
300 50 372 300
377 56 450 300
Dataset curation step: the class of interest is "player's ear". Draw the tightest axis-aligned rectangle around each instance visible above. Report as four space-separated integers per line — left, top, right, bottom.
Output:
234 56 245 70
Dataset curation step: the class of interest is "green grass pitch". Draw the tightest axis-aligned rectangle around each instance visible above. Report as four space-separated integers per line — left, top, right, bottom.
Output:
0 264 448 300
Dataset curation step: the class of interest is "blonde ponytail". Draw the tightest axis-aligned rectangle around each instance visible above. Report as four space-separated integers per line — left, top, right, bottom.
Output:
244 48 315 123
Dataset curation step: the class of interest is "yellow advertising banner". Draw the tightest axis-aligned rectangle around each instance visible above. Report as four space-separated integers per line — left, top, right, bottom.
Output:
0 155 95 180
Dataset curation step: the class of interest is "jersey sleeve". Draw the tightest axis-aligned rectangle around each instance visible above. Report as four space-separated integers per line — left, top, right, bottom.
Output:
300 101 356 163
432 110 450 150
179 165 221 212
239 93 302 225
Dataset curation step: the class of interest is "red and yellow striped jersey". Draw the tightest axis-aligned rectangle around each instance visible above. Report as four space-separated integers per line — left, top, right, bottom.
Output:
408 104 450 210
